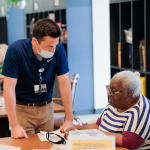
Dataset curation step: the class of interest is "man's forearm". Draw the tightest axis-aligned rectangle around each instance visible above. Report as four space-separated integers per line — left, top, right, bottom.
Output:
4 89 18 127
59 84 73 121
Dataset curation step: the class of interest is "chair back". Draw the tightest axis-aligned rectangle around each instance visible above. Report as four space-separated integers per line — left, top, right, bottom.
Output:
71 74 79 106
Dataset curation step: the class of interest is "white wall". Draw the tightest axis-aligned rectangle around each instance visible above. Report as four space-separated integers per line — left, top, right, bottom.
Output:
92 0 110 110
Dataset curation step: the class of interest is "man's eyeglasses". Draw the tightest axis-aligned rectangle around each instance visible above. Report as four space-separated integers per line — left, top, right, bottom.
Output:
106 85 129 96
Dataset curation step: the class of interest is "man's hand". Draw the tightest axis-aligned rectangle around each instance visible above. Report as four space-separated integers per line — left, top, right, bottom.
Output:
11 124 28 139
59 120 74 132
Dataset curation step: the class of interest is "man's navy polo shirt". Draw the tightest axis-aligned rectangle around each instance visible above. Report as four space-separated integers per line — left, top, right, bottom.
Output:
2 36 69 103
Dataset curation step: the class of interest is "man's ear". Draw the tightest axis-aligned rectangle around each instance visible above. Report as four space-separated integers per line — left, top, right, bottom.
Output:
127 91 133 98
32 37 37 44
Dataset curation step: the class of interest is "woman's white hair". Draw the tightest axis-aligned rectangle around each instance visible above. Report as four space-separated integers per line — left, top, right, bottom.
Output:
112 70 141 97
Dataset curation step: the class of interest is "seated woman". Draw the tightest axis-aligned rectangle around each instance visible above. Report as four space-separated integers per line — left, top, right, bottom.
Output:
64 71 150 150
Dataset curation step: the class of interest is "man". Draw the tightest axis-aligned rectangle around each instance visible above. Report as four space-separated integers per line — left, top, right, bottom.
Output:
2 19 73 139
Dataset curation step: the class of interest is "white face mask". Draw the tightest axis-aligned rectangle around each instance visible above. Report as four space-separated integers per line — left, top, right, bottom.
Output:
36 40 54 59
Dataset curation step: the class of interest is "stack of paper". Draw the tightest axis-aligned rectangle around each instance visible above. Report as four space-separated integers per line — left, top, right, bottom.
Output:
0 144 21 150
0 97 4 107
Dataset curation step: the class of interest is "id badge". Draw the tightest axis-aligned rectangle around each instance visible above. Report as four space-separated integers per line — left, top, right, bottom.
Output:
34 84 47 93
41 84 47 93
34 85 39 93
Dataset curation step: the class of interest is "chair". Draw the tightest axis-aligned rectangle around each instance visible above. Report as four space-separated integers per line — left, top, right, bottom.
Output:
53 73 80 129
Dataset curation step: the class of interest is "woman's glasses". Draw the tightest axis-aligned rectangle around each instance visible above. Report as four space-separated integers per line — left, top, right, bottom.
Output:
106 85 129 96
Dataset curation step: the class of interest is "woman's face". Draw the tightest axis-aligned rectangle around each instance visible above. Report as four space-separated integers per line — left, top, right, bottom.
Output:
108 78 130 110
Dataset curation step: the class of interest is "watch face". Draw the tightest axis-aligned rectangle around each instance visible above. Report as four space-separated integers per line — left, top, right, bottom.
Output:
38 68 44 73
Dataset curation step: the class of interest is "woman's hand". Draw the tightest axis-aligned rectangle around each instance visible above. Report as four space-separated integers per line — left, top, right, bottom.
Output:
62 123 99 139
62 126 79 139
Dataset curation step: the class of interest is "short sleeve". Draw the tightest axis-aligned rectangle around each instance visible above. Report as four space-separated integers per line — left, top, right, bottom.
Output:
96 108 106 126
122 107 146 150
56 43 69 76
123 96 150 141
2 45 19 78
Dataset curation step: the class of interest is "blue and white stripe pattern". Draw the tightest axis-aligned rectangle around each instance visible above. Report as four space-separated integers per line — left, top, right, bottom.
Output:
97 94 150 149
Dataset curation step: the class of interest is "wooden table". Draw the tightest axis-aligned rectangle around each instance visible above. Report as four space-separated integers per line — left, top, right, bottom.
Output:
53 102 65 113
0 134 128 150
0 102 65 138
0 134 52 150
0 102 65 115
0 102 65 118
0 107 7 118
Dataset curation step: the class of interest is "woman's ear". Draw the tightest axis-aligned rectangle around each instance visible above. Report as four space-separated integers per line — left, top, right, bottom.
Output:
127 90 133 98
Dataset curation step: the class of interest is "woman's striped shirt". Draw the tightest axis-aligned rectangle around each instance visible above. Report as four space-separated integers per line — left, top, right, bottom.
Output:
96 94 150 150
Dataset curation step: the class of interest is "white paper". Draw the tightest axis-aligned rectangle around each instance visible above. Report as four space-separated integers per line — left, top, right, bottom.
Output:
54 0 59 6
1 6 4 16
49 13 55 20
37 130 65 142
37 130 67 150
34 3 38 10
0 97 4 107
0 144 21 150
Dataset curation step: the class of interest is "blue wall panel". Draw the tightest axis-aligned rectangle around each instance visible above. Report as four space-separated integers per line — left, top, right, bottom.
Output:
7 5 26 45
67 1 94 115
67 0 91 7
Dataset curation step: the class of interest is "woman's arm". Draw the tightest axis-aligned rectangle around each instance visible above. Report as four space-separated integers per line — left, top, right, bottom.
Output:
102 131 123 146
100 131 145 150
77 123 99 130
64 123 99 139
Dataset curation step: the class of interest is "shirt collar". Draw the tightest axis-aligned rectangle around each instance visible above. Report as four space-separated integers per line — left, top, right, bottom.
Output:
27 36 36 59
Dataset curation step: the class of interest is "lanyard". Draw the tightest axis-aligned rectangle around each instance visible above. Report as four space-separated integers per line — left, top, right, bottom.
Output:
33 58 53 96
38 68 44 96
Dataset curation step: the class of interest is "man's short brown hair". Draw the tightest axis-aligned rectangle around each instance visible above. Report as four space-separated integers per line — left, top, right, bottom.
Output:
32 19 61 43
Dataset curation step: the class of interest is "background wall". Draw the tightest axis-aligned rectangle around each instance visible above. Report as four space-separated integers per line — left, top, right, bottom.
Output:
1 0 110 115
7 5 26 45
67 0 94 115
